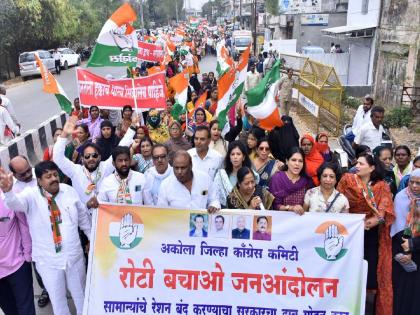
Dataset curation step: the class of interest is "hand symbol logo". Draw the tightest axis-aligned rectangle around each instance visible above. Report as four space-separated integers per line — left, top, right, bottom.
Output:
324 224 344 260
119 214 138 249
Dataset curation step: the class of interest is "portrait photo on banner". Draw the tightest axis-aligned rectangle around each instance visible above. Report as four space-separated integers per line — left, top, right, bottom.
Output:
189 213 209 238
209 214 231 238
252 215 272 241
231 215 252 240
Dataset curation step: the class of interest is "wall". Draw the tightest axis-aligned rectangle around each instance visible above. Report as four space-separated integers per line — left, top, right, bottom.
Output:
292 12 348 52
0 112 67 171
346 0 380 26
374 0 420 107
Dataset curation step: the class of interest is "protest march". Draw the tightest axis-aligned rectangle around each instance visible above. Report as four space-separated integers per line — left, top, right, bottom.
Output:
0 2 420 315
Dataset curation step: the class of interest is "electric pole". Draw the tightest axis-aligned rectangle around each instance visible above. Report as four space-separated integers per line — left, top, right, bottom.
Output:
175 0 179 23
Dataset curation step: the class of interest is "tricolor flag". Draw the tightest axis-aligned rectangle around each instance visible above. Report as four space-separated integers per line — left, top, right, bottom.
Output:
87 3 138 67
188 91 207 118
216 41 234 78
169 70 189 118
216 46 250 128
246 60 284 131
35 55 72 114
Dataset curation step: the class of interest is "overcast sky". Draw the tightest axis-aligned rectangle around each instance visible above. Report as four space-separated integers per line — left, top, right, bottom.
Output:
185 0 207 10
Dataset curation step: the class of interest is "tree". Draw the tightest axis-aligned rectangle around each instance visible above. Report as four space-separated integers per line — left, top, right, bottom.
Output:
266 0 279 16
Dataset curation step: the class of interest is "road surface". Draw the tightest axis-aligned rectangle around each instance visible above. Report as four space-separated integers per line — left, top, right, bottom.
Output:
6 56 218 133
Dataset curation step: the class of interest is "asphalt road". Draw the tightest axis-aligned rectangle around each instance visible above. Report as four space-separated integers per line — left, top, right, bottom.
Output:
0 55 218 315
5 56 218 133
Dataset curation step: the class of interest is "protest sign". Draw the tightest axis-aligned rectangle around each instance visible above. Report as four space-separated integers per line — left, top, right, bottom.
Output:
76 68 167 109
137 41 165 63
84 205 366 315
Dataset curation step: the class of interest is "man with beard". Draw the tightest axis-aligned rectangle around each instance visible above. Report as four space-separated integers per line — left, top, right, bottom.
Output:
98 146 146 205
143 144 173 205
53 115 137 211
8 156 50 308
0 161 91 315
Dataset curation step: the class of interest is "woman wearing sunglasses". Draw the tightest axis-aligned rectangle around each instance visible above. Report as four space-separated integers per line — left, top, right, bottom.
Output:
253 138 283 189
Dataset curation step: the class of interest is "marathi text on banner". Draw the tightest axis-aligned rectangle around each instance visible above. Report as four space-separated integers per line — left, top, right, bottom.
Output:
137 41 165 63
76 68 167 109
84 205 366 315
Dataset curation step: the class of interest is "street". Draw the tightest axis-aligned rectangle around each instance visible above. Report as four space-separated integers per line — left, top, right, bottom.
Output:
7 56 218 133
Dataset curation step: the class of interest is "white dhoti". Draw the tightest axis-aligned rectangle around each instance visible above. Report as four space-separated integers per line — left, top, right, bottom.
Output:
36 256 86 315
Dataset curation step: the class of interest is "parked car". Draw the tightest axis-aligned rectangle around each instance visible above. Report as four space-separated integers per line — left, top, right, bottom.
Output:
57 48 81 69
18 50 55 80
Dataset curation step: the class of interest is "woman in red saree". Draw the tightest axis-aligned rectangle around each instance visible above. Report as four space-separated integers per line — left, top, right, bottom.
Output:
337 153 395 315
300 134 324 186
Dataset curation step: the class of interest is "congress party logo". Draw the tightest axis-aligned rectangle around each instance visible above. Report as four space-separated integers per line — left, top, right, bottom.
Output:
314 221 348 261
109 213 144 250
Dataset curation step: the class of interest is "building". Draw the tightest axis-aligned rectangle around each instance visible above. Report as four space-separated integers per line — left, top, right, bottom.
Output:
373 0 420 109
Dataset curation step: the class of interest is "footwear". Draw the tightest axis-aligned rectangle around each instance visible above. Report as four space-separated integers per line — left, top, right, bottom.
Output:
37 290 49 308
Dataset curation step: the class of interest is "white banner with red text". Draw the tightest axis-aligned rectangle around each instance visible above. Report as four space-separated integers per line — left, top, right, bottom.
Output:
83 205 366 315
76 68 167 109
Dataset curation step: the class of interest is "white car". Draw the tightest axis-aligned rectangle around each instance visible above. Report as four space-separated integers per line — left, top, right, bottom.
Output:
58 48 81 69
19 50 56 80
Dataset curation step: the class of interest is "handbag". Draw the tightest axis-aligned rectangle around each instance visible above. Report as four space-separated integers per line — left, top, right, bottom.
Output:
325 192 341 213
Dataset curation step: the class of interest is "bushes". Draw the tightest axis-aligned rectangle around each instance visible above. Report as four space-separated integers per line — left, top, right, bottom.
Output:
342 95 360 109
384 107 412 128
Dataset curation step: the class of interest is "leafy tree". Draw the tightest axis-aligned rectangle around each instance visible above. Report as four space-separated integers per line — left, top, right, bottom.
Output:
266 0 279 15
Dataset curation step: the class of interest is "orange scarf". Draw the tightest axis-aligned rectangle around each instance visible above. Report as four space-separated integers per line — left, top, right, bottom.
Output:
301 134 324 186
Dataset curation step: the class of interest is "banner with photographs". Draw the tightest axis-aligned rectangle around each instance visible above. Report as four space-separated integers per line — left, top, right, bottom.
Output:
84 204 366 315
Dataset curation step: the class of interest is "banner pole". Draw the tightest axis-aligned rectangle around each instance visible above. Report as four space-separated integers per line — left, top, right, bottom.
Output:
131 76 139 113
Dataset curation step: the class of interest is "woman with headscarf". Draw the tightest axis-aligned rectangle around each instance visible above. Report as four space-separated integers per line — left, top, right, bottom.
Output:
77 105 103 141
96 120 119 161
165 121 192 165
146 109 170 144
316 132 333 162
300 134 325 186
268 115 300 163
391 169 420 315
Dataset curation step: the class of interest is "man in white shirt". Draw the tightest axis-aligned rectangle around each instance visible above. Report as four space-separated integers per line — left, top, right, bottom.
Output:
244 64 260 93
158 150 220 212
52 49 61 75
0 97 19 145
143 144 173 206
354 106 386 151
188 126 223 180
9 156 51 308
0 161 91 315
98 146 146 205
346 95 374 142
0 84 19 125
210 215 229 238
53 115 136 210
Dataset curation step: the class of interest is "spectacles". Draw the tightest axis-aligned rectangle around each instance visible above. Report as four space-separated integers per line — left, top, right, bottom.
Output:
84 153 99 160
152 155 167 161
259 147 270 151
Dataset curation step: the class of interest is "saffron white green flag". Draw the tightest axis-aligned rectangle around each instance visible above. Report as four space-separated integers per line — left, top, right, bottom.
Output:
169 70 189 119
246 60 284 131
35 54 72 114
216 40 234 78
216 46 250 128
87 3 138 67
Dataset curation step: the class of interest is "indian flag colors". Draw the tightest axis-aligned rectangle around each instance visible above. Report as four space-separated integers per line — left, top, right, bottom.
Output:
35 54 72 114
246 60 284 131
216 41 234 78
216 46 250 128
169 70 189 118
87 3 138 67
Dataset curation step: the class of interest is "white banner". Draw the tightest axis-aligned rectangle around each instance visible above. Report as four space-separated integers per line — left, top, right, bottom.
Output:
84 205 366 315
299 93 320 117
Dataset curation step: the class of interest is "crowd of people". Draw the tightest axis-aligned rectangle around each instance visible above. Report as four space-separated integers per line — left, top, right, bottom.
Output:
0 25 419 315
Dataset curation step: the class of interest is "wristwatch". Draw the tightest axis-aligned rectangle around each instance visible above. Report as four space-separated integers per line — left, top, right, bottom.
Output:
377 217 385 225
129 125 137 131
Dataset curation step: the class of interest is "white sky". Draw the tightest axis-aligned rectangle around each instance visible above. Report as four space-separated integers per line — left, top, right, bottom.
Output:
185 0 208 10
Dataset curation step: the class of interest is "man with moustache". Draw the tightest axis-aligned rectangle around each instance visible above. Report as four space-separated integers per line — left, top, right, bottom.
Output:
98 146 146 205
53 115 137 210
0 161 91 315
143 144 173 206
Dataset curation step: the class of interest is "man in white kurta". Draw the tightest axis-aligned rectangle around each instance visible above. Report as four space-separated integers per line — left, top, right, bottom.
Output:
98 146 146 205
0 97 19 145
53 115 136 209
158 150 220 211
188 126 223 180
0 161 91 315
